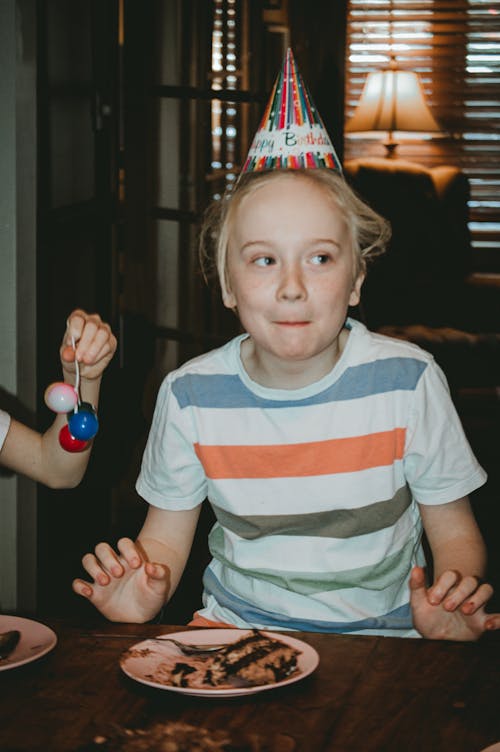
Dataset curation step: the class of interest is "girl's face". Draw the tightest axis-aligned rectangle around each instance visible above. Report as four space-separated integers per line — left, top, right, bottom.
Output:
224 174 364 387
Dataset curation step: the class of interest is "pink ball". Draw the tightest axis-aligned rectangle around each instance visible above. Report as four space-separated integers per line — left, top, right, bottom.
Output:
44 382 78 413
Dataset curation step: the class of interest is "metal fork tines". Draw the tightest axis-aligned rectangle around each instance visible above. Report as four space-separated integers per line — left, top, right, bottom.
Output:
145 637 228 655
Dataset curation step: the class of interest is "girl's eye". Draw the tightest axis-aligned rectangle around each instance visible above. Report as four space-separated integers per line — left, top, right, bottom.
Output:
310 253 331 265
253 256 275 267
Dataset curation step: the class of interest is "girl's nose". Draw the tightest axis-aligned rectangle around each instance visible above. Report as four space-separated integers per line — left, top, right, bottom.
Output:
277 264 307 301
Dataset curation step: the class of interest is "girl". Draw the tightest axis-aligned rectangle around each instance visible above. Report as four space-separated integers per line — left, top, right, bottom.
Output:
73 170 499 640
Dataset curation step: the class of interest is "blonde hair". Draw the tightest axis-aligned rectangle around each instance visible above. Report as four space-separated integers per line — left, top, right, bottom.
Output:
199 169 391 300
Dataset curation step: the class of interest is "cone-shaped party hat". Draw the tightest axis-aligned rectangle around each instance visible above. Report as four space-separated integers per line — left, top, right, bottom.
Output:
241 48 342 175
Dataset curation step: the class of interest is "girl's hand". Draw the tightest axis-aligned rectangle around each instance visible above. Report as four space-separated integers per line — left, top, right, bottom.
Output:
61 309 117 382
72 538 169 623
409 565 500 641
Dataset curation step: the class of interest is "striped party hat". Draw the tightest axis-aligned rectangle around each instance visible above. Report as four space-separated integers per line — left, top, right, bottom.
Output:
241 48 341 174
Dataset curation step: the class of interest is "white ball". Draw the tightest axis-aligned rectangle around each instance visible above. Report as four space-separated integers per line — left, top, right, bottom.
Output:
44 382 78 413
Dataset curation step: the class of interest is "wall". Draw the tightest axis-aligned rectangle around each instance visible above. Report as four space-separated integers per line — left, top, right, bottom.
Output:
0 0 38 614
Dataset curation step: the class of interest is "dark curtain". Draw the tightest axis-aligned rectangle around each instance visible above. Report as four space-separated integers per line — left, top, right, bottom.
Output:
289 0 348 163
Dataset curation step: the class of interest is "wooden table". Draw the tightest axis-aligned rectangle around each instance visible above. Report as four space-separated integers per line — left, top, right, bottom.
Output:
0 618 499 752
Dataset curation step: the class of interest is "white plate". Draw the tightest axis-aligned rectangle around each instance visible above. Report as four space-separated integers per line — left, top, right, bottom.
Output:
0 615 57 671
120 628 319 697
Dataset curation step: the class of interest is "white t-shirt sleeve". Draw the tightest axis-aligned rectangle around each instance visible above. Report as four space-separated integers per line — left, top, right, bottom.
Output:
403 359 487 504
136 375 207 510
0 409 11 452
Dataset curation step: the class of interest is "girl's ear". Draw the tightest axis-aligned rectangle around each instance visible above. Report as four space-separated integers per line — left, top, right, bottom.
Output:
349 271 365 307
222 284 237 310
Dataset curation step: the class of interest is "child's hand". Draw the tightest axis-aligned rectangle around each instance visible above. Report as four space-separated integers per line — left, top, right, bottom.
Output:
61 309 117 382
409 565 500 640
72 538 169 623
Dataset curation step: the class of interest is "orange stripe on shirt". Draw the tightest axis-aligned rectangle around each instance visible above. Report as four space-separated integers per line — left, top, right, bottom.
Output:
194 428 406 479
188 613 237 629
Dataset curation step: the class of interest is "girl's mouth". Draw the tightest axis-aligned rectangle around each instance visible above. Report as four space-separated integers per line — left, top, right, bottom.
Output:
274 321 310 327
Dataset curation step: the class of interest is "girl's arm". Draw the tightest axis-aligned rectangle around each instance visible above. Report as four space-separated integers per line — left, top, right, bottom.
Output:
0 415 92 488
410 496 500 640
136 503 203 599
420 496 487 584
0 310 116 488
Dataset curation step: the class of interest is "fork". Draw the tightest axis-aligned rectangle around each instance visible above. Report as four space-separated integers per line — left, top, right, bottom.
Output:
148 637 228 655
91 633 228 655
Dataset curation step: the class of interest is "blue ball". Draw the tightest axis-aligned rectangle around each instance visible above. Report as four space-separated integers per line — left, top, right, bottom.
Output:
68 406 99 441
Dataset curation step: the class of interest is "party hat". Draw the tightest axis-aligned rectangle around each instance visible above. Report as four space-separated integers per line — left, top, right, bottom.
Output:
241 48 342 174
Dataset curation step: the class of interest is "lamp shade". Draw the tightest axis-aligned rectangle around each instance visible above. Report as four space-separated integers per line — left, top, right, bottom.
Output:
346 69 439 134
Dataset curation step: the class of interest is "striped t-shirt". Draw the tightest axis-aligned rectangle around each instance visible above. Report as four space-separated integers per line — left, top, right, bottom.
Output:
136 319 486 637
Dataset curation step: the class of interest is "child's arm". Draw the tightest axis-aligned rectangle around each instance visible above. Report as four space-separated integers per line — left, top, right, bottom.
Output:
72 504 201 622
411 496 500 640
0 309 116 488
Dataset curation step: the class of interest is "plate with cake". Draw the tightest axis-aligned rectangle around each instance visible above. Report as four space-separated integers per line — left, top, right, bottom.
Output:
0 615 57 671
120 628 319 697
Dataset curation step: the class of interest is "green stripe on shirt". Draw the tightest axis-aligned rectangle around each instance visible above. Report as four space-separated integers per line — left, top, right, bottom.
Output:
211 485 412 539
208 524 418 594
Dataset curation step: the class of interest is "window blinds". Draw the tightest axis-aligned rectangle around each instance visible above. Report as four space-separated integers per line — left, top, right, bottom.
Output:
345 0 500 270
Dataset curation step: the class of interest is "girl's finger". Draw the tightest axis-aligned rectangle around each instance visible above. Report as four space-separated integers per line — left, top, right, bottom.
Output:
116 538 144 569
144 562 170 597
72 578 94 598
460 582 494 614
61 344 77 364
78 329 115 366
443 576 491 611
145 561 167 580
485 614 500 631
65 310 89 344
80 554 112 587
92 543 125 579
427 569 461 605
73 319 101 358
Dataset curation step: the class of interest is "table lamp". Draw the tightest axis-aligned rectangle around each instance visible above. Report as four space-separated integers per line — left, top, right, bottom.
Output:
345 64 440 157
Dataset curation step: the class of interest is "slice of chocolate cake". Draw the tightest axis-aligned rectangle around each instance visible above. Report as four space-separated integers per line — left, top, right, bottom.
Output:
169 630 300 689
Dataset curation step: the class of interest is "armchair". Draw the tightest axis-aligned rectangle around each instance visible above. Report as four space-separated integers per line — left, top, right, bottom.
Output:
343 157 500 391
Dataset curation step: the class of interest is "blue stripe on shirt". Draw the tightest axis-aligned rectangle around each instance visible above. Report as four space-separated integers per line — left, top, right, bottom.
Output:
173 357 427 410
202 566 414 633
